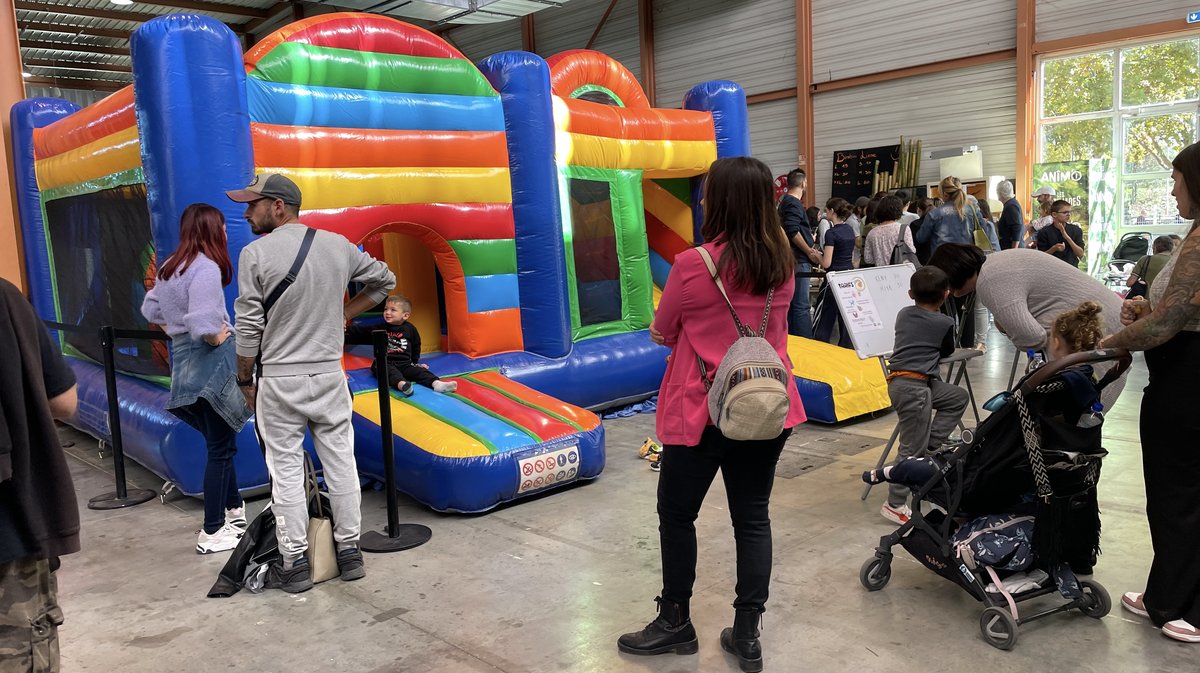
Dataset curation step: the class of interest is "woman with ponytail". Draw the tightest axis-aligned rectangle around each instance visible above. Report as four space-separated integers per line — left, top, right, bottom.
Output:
916 177 999 254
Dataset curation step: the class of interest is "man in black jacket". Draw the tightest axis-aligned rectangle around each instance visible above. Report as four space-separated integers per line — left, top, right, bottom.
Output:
0 278 79 672
779 168 820 338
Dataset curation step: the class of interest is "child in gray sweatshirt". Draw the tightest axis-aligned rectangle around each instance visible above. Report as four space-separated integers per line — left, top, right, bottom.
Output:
880 266 968 525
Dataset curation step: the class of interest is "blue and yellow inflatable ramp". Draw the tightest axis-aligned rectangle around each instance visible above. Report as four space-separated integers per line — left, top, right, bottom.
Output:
350 369 604 512
788 337 890 423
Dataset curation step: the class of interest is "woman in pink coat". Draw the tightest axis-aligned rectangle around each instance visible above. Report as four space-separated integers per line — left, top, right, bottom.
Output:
618 157 807 672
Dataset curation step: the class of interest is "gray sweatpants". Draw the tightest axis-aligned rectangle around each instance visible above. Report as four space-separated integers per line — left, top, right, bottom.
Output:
257 372 361 560
886 376 968 507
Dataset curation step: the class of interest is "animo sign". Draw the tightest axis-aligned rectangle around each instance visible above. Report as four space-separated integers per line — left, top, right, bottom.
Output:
831 144 901 201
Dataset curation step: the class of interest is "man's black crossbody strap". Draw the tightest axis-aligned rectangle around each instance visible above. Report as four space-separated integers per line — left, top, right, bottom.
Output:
254 227 317 399
263 226 316 319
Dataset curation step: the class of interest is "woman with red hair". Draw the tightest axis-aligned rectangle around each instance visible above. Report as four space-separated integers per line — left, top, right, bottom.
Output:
142 204 251 554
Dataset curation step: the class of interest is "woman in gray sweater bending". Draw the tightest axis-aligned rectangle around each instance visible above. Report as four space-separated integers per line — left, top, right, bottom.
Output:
926 244 1126 412
142 204 252 554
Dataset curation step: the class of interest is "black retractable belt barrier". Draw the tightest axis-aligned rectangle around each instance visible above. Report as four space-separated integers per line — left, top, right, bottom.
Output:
88 324 160 509
359 329 432 553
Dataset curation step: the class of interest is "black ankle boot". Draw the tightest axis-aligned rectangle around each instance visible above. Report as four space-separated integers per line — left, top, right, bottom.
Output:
616 597 699 656
720 608 763 672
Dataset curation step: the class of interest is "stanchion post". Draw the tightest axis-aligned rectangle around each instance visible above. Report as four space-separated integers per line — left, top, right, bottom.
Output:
374 330 399 537
88 325 156 510
359 328 432 553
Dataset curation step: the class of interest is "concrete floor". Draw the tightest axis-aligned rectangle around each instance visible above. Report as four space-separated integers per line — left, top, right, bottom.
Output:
52 333 1196 672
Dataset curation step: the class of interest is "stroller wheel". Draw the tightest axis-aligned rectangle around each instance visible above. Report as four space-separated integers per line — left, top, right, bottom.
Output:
1079 580 1111 619
979 607 1019 650
859 556 891 591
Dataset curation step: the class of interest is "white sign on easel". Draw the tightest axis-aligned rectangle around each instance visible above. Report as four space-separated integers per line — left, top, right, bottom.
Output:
825 263 917 360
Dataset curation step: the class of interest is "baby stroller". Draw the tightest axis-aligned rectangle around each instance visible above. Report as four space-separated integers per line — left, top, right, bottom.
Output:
1102 232 1152 293
858 349 1132 650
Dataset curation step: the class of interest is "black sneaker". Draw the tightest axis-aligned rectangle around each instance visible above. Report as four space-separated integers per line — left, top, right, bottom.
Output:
395 380 414 397
337 546 366 581
267 556 313 593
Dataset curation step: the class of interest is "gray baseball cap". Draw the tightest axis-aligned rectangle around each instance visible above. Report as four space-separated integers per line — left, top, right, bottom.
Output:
226 173 302 207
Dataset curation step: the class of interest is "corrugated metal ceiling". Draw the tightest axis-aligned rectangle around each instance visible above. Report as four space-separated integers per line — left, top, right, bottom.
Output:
18 0 571 93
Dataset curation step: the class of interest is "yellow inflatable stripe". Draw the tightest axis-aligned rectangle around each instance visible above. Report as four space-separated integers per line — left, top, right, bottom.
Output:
256 166 512 210
557 132 714 176
652 285 662 308
353 392 491 458
643 179 694 243
786 337 890 421
35 126 140 192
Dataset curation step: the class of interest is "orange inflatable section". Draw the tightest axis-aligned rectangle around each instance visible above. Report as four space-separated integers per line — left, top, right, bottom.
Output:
251 124 509 169
353 222 522 358
546 50 650 108
469 370 601 432
33 86 135 159
558 98 715 142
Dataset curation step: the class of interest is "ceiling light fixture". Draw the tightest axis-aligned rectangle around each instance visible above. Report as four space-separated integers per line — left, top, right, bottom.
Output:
22 71 32 78
110 0 134 5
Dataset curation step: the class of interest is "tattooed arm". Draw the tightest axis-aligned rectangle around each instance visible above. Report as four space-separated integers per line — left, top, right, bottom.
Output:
1102 233 1200 351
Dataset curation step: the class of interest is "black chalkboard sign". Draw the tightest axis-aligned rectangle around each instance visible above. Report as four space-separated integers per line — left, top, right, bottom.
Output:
831 144 901 201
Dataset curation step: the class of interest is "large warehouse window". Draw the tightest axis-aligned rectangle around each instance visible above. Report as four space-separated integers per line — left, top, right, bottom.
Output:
1039 37 1200 233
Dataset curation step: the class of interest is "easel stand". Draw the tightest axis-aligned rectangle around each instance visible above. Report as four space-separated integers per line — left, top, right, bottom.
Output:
359 329 432 553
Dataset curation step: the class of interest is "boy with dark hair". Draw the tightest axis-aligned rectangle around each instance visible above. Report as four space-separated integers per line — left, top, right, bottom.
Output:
1036 199 1085 267
880 266 968 524
352 295 457 396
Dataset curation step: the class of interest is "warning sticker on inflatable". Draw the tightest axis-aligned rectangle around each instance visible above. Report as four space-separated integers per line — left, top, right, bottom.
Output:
517 446 579 494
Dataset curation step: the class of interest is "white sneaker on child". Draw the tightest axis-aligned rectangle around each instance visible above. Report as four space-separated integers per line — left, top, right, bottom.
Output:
196 523 244 554
225 506 247 531
432 380 457 393
880 503 911 525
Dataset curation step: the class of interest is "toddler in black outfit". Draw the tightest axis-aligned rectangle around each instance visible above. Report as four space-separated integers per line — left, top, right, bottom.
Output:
352 295 457 396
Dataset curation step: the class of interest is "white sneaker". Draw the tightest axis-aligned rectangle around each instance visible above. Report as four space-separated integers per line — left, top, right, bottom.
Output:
1162 620 1200 643
196 523 243 554
880 503 912 525
432 380 457 393
225 506 247 531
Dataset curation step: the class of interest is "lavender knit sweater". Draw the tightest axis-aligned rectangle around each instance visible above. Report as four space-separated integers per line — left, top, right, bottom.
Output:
141 254 228 340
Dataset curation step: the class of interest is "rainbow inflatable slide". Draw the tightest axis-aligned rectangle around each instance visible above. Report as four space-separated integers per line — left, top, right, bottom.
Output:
10 12 885 512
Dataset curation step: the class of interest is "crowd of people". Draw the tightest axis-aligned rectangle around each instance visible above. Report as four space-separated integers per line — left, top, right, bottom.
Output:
5 144 1200 670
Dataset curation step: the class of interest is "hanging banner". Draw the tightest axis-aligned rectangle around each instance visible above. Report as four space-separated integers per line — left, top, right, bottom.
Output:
1033 161 1090 271
1087 158 1118 279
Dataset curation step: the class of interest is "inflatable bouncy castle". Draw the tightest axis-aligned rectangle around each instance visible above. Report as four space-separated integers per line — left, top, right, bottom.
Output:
10 13 886 512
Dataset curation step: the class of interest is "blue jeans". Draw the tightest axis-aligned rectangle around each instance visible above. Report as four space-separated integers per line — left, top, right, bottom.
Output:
179 398 242 534
787 263 813 338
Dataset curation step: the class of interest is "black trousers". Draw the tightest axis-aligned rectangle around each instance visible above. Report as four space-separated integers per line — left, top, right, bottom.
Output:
372 361 440 389
1141 331 1200 627
658 425 790 612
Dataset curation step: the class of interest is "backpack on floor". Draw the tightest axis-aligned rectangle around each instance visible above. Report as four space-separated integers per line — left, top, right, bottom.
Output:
694 247 791 442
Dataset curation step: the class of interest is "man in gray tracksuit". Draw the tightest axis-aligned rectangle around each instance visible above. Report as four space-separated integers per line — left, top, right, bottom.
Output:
229 173 395 593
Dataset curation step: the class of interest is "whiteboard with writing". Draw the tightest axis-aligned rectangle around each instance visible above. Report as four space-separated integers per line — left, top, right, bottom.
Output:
825 264 916 359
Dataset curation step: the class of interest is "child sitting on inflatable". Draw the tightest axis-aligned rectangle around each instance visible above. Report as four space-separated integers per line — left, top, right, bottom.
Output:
349 295 457 396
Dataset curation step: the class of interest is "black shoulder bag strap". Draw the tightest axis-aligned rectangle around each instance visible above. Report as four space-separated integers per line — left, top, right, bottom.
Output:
262 226 317 319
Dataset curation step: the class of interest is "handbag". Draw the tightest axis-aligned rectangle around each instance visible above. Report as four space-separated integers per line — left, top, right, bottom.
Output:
304 453 339 583
971 206 994 252
890 222 920 267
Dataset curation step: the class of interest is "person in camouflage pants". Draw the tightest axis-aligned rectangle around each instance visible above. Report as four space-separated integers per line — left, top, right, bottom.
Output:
0 278 80 673
0 558 64 672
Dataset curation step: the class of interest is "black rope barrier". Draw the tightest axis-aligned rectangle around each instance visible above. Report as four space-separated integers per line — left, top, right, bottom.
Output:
90 324 158 509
